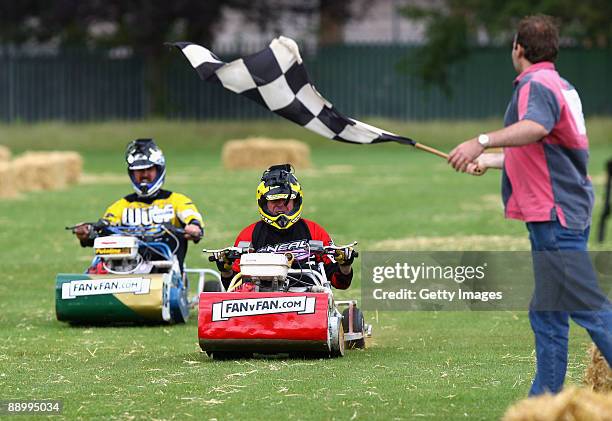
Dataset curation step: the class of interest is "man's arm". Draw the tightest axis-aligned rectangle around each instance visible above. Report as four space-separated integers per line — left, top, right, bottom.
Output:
74 200 123 246
174 193 204 242
449 119 549 172
484 119 549 148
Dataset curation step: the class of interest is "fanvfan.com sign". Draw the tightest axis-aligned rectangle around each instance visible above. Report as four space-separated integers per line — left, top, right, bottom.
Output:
212 296 316 321
61 277 151 299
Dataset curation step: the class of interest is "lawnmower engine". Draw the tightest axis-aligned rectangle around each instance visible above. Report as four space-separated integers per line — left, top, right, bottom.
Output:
239 253 290 292
93 235 141 273
198 251 346 359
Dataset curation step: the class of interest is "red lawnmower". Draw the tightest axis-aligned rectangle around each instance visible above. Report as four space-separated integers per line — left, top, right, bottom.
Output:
199 241 371 359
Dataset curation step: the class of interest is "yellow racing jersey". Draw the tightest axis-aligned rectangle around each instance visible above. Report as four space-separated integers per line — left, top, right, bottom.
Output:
102 189 203 229
93 190 204 270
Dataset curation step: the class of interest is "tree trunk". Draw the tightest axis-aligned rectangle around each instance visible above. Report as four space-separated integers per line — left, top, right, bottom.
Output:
318 0 346 46
143 49 169 117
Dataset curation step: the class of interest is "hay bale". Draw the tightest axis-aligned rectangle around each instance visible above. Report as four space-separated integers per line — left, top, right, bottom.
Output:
502 387 612 421
585 343 612 392
0 162 18 198
12 152 65 191
12 154 41 191
12 151 83 191
222 137 311 170
41 151 83 184
60 151 83 184
0 145 10 162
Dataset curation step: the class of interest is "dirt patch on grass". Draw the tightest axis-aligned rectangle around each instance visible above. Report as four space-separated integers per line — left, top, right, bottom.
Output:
322 165 354 174
460 194 503 212
80 173 126 184
301 165 355 177
591 173 608 186
81 173 192 185
372 235 529 251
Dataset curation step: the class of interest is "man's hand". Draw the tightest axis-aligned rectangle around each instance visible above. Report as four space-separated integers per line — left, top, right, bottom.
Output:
448 138 484 172
465 161 487 176
213 251 233 274
184 224 203 242
74 223 92 241
465 153 505 176
335 247 355 275
465 155 489 176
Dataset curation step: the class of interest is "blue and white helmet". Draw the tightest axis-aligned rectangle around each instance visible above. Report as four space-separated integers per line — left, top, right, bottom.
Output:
125 139 166 197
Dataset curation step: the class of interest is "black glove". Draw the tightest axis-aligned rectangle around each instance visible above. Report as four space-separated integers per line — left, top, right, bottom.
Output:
335 247 355 266
214 251 233 272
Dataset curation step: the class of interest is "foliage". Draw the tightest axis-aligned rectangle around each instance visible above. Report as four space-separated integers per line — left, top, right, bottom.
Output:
0 1 373 114
401 0 612 94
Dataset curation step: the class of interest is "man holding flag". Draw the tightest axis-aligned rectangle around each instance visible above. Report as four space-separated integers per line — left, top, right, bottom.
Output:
447 14 612 396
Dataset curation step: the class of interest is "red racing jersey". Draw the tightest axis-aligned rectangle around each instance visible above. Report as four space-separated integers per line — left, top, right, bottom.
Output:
228 219 352 289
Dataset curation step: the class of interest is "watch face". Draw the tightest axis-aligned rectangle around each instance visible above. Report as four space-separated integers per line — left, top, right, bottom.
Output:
478 134 489 146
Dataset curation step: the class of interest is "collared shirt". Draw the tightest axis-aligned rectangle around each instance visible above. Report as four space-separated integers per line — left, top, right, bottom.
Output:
502 62 594 230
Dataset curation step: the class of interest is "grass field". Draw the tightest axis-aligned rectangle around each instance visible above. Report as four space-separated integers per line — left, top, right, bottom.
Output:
0 118 611 420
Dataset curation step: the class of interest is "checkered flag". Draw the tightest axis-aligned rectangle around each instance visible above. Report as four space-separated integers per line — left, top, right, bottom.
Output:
169 36 415 146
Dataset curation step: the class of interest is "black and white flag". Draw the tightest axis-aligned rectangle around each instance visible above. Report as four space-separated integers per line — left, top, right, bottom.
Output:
170 36 415 146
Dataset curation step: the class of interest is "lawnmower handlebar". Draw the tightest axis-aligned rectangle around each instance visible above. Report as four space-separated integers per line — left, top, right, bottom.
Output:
66 220 185 240
203 241 359 261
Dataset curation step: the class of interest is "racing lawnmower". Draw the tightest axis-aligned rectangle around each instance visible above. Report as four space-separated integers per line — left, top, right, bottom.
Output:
199 241 371 359
56 220 219 324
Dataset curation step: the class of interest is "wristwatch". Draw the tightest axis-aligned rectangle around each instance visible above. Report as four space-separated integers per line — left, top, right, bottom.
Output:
477 134 490 148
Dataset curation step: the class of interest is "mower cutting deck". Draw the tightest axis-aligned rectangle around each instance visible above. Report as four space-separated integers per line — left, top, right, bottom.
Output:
198 291 344 357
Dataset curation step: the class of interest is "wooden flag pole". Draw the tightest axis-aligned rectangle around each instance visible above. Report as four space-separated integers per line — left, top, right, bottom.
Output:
414 142 448 159
413 142 485 175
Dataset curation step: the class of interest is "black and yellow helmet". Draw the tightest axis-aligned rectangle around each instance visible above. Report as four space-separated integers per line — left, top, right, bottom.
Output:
256 164 303 230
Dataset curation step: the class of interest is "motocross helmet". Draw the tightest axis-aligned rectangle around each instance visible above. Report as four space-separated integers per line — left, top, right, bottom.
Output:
125 138 166 197
256 164 303 230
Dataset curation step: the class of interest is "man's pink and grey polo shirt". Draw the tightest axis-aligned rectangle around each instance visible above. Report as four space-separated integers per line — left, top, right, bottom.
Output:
502 62 594 230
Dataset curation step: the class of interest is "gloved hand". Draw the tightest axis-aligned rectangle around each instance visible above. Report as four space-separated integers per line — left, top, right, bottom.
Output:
335 247 355 266
214 251 233 273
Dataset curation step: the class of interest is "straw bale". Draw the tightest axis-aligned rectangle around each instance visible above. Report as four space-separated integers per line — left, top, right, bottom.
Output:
12 151 83 191
502 387 612 421
48 151 82 184
12 152 64 191
222 137 310 170
12 155 41 191
0 162 18 198
585 343 612 392
0 145 10 162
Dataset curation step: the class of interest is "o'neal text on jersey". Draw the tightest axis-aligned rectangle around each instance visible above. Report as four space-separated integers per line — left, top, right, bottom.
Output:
122 205 174 225
257 240 310 253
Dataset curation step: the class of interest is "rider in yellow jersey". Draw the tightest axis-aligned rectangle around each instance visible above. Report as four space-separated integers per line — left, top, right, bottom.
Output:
74 139 204 270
